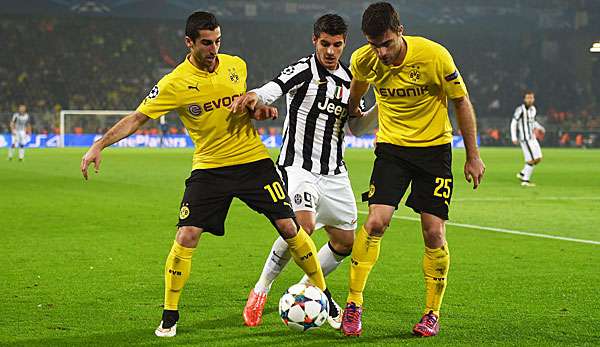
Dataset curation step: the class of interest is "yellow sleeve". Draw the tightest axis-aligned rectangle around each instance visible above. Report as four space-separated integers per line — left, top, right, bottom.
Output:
437 46 468 99
350 49 369 82
136 76 178 119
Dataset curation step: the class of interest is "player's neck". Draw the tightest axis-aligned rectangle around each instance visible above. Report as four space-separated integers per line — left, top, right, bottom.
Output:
188 54 219 73
391 37 408 66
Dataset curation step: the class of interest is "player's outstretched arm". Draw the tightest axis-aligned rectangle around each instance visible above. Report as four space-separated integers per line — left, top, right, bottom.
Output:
348 79 370 118
348 104 378 136
80 111 150 180
453 95 485 189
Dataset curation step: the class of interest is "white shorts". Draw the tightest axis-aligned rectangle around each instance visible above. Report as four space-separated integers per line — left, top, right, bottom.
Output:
278 166 357 231
520 139 542 162
12 131 28 146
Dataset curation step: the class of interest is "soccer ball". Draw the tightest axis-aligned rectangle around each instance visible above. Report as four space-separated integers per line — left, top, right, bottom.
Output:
278 284 329 332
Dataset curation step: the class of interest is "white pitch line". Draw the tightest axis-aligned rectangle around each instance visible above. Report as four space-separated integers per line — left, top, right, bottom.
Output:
452 196 600 202
357 211 600 245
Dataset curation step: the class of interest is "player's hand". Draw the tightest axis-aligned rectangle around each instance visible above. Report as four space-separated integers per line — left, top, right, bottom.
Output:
349 106 363 118
81 144 103 180
512 140 518 145
464 157 485 189
230 92 259 115
251 104 278 120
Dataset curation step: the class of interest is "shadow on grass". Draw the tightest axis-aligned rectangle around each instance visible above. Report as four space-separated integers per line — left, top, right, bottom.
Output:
7 311 418 346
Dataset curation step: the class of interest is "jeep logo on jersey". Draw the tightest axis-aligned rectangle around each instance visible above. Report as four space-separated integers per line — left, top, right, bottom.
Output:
317 97 347 119
378 85 428 97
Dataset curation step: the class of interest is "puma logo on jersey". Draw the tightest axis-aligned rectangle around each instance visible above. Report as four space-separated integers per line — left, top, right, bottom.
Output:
317 97 347 118
188 84 199 91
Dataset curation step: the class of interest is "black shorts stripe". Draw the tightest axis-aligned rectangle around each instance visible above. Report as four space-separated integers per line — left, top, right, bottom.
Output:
524 140 534 159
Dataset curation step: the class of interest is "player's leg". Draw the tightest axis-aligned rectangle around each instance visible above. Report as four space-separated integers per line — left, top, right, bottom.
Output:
8 136 15 160
244 168 319 326
236 160 327 292
518 140 536 186
17 132 26 161
342 144 410 336
523 139 543 184
404 144 452 337
156 168 234 337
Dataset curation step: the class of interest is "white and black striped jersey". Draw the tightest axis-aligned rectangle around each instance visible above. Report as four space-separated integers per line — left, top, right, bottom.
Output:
252 54 354 175
510 104 542 142
11 112 30 132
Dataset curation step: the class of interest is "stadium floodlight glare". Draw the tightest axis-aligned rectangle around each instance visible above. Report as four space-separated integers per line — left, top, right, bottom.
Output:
59 110 133 147
591 42 600 53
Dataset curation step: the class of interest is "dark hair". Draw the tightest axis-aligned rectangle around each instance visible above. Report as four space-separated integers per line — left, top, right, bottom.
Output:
523 90 535 97
361 2 401 37
186 11 219 41
313 13 348 38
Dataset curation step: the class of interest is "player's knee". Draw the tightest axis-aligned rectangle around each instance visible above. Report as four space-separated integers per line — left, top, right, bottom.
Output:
365 218 389 237
274 218 298 239
330 236 353 255
535 158 542 164
422 225 445 248
299 221 316 235
176 226 203 248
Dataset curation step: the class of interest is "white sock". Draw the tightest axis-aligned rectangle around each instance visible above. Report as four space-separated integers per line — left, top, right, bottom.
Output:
254 236 291 293
8 147 14 159
18 148 24 160
299 242 348 285
522 163 535 181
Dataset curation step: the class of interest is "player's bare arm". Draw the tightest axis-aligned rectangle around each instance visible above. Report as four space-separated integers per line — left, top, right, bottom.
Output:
348 104 378 136
80 111 150 180
348 79 370 118
230 92 278 120
453 95 485 189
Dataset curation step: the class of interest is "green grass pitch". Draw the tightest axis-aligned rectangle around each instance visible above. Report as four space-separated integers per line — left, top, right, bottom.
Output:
1 147 599 346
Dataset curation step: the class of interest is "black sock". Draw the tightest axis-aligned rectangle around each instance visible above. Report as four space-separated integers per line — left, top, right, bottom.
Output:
162 309 179 328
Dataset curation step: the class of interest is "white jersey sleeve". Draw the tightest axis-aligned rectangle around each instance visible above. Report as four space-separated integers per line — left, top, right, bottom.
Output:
510 106 522 142
252 57 312 105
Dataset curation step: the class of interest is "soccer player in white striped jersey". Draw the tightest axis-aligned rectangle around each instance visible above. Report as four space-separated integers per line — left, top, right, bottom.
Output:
231 14 377 330
511 90 544 187
8 104 31 161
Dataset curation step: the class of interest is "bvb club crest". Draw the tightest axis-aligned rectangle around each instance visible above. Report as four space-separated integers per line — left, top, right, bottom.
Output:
408 66 420 82
368 184 376 198
179 204 190 219
229 68 239 83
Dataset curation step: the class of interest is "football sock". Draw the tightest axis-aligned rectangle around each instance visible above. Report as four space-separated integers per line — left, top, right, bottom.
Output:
299 242 348 284
347 226 381 306
423 242 450 317
161 309 179 329
522 163 535 181
8 147 13 159
18 148 24 160
254 236 291 293
164 241 195 311
285 228 326 291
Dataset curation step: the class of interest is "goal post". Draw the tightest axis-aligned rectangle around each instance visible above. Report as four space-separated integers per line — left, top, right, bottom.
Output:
59 110 133 147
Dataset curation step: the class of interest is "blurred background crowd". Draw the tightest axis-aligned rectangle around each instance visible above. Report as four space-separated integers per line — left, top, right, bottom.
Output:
1 0 599 147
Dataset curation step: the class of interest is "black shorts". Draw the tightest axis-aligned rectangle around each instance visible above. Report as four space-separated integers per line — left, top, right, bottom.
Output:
177 158 295 236
362 143 453 220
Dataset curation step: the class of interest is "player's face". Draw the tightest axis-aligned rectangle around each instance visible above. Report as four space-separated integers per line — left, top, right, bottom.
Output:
186 27 221 71
366 28 404 66
18 105 26 113
524 93 535 107
313 33 346 70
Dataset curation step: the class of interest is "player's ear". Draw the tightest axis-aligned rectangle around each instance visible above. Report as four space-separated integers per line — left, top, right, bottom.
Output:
312 34 318 46
184 36 194 49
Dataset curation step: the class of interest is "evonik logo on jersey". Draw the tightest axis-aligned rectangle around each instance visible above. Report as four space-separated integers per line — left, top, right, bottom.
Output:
378 85 428 97
187 93 244 116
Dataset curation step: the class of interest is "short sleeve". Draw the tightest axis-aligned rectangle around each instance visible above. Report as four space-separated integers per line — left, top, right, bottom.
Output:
350 50 368 82
438 46 468 99
136 77 178 119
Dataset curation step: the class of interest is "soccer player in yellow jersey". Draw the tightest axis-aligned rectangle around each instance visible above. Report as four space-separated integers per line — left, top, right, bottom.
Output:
80 11 332 338
340 2 486 337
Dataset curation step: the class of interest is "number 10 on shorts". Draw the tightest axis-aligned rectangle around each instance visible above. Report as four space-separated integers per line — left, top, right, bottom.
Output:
264 182 286 202
433 177 452 206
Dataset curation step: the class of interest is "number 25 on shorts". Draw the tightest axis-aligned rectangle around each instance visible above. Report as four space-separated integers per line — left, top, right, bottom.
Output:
264 182 286 202
433 177 452 205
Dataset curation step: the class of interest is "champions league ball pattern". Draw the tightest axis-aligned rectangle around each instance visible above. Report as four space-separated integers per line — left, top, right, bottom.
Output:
279 284 329 332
